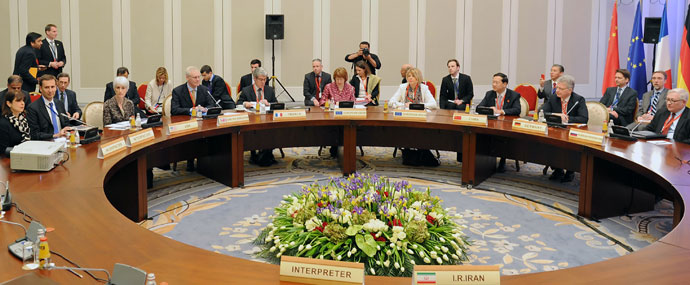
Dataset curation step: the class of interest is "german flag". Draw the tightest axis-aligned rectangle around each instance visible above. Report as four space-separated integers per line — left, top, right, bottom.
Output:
678 4 690 107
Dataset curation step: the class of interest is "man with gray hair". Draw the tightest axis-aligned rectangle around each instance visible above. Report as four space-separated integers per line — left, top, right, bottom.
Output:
645 88 690 143
238 67 277 109
0 75 32 107
171 66 216 115
303 59 332 106
541 74 588 182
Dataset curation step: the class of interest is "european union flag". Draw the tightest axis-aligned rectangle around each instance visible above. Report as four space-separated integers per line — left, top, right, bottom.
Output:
627 1 647 99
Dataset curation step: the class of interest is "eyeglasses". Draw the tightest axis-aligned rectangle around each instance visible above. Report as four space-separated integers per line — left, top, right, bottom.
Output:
666 98 685 103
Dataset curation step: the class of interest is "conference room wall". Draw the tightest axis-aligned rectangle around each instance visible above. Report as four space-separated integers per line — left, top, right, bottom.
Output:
230 0 266 92
0 3 12 73
129 0 167 88
281 0 314 89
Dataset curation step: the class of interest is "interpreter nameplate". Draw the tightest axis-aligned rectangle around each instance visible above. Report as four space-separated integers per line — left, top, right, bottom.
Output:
452 113 488 126
512 119 548 135
217 113 249 126
166 119 198 135
414 265 500 285
97 137 127 159
392 110 427 121
273 110 307 120
279 256 364 285
334 109 367 118
568 129 605 145
125 128 155 147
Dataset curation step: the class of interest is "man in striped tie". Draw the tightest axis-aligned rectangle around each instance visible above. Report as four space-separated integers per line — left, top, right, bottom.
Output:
630 71 668 131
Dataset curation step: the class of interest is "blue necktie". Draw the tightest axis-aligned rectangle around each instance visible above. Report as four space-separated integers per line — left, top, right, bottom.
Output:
48 102 59 134
612 88 622 107
650 91 659 115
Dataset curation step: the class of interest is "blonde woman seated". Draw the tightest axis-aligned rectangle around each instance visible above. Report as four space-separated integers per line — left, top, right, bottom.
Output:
145 67 172 113
317 67 355 106
103 76 136 125
349 60 380 106
389 68 438 110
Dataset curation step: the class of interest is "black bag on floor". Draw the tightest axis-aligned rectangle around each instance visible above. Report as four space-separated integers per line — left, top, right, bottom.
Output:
251 149 277 167
401 148 439 167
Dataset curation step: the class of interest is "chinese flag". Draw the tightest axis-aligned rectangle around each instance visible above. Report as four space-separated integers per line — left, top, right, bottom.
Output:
678 4 690 107
602 1 619 95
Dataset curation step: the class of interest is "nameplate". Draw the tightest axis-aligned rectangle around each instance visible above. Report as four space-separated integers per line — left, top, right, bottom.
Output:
392 110 427 121
125 128 155 147
452 113 488 126
512 119 548 135
414 265 500 285
97 137 127 159
273 110 307 120
334 109 367 118
568 128 605 145
217 113 249 126
166 119 198 135
279 256 364 285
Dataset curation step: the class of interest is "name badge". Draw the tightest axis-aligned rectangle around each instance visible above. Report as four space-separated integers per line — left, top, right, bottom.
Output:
452 113 488 126
414 265 500 285
166 119 199 135
334 109 367 118
392 110 427 121
125 128 155 147
217 113 249 126
569 128 605 145
279 256 364 285
512 119 548 135
97 137 127 159
273 110 307 120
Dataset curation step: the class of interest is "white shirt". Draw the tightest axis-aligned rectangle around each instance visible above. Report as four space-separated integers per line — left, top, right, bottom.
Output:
42 96 61 130
667 108 685 139
357 76 367 98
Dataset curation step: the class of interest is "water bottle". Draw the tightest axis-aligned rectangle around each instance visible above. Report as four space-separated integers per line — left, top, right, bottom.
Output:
135 113 142 128
259 101 266 114
538 109 544 123
329 99 335 111
465 102 470 113
146 273 157 285
38 237 50 269
196 105 202 118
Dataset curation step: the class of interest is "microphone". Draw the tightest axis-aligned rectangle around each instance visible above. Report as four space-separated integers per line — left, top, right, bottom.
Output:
206 91 222 108
45 264 111 281
629 121 643 133
59 113 85 126
565 100 579 115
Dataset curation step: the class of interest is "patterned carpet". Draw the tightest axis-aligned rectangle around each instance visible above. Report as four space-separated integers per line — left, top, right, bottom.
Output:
139 147 673 276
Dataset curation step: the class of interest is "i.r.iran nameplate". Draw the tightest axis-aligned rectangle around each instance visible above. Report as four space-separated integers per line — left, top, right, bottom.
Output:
273 110 307 121
125 128 155 147
166 119 199 135
279 256 364 285
452 113 488 126
392 109 427 121
512 119 548 135
568 128 605 145
414 265 500 285
217 113 249 126
97 137 127 159
334 109 367 118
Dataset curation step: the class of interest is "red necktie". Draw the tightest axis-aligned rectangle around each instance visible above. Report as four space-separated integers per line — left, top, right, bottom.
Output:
315 75 321 100
561 100 568 114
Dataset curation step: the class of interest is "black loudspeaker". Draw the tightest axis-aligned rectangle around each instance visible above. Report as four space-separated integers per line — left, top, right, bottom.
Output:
266 14 284 40
643 17 662 44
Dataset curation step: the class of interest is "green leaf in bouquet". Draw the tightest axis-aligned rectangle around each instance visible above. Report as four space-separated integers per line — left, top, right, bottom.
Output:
356 234 376 257
346 225 363 236
364 233 378 248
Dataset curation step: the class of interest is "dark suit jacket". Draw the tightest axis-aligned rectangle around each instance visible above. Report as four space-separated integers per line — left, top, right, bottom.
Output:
0 115 27 153
56 89 82 117
104 81 140 106
171 84 216 115
439 73 474 110
344 54 382 75
0 89 32 107
537 79 556 102
238 85 277 106
26 97 70 140
600 86 638 126
478 89 522 116
239 74 253 92
645 107 690 144
13 45 39 92
303 72 332 106
349 75 379 106
202 75 235 109
37 38 67 77
541 92 589 124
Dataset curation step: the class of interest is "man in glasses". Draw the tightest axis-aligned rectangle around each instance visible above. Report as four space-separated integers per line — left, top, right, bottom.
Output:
645 88 690 144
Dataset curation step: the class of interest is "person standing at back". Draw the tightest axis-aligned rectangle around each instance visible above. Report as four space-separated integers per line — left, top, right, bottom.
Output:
37 24 66 77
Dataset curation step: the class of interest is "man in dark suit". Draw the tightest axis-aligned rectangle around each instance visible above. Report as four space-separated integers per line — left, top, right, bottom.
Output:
345 41 382 75
104 67 140 107
26 75 73 140
645 88 690 144
303 59 332 106
0 75 32 107
542 75 589 182
37 24 66 77
55 73 82 120
171 66 217 115
631 71 668 130
239 59 262 92
238 67 278 108
478 72 521 173
400 64 412 84
600 69 638 126
537 64 564 106
200 65 235 109
13 32 45 92
440 59 474 110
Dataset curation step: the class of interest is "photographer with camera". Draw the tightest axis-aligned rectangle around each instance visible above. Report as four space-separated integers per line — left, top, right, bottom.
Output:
345 41 382 75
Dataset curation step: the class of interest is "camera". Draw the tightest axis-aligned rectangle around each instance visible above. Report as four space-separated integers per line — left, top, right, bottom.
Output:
362 48 370 57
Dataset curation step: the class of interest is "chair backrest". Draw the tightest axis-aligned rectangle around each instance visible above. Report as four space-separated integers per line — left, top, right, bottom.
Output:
224 81 232 101
236 82 242 99
83 101 104 129
162 94 173 117
29 92 41 102
423 80 437 100
586 101 609 127
519 96 529 117
515 84 538 111
137 84 148 110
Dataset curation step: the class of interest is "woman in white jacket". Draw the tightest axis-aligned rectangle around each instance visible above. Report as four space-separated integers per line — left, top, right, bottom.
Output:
389 68 437 109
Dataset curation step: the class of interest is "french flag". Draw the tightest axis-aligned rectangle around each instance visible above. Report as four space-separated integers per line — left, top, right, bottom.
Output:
654 2 672 89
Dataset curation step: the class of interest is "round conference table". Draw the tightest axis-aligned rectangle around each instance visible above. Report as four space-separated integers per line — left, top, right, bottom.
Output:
1 106 689 284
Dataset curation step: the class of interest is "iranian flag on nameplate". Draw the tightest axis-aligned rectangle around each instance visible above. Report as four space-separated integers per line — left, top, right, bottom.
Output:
392 109 427 121
273 110 306 120
413 265 500 285
452 113 488 126
217 113 249 126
